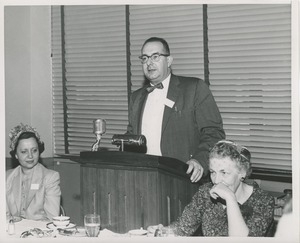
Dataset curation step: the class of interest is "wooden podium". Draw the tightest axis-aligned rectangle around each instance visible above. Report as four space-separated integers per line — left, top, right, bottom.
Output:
74 151 199 233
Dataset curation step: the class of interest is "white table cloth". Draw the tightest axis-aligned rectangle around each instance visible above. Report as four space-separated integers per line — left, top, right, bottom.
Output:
5 219 128 239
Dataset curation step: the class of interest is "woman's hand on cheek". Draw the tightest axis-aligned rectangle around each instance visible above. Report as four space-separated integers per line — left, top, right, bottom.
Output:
210 182 234 201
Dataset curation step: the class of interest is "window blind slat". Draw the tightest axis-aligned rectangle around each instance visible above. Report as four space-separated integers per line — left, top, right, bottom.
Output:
208 4 291 172
51 5 128 154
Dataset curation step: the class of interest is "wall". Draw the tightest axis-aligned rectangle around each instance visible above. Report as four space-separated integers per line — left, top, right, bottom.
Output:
256 179 292 195
4 6 53 158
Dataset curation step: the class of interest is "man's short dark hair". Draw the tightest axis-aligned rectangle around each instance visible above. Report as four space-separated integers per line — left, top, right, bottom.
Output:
142 37 170 54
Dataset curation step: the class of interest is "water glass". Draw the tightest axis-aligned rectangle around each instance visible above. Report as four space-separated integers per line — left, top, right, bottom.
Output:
84 214 101 237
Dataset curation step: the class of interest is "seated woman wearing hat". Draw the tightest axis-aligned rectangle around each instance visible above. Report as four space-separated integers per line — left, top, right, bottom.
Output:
148 140 275 237
6 123 61 221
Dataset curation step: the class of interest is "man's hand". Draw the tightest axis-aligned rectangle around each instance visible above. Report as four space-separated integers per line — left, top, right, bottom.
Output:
186 159 204 183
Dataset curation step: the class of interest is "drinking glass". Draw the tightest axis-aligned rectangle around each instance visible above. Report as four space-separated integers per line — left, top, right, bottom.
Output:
84 214 101 237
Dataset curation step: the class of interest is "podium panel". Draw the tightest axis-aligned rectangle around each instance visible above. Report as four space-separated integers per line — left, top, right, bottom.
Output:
75 151 199 233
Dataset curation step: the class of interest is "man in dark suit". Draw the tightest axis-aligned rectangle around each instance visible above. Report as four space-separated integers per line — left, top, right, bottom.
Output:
127 37 225 183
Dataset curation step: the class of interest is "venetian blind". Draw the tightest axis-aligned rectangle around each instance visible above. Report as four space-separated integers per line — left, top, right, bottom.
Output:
129 4 205 91
51 6 128 155
51 7 64 155
207 4 292 171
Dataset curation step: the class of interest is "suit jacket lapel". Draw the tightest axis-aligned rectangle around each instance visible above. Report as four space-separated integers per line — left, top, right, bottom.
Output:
6 167 22 216
161 74 181 134
133 87 149 134
26 163 43 209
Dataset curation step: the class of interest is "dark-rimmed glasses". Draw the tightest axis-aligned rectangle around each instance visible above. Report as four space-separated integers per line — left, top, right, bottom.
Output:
139 52 170 64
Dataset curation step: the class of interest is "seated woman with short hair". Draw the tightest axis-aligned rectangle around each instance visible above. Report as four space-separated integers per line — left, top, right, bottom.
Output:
148 140 275 237
6 123 61 221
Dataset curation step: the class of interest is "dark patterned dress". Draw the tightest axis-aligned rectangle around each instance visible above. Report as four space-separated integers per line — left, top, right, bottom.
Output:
170 181 274 236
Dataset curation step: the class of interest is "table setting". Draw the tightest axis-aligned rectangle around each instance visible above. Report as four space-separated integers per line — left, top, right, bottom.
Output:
6 215 122 239
6 191 176 240
5 214 175 239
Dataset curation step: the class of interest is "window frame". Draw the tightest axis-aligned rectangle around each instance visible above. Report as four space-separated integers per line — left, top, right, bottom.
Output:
51 4 294 182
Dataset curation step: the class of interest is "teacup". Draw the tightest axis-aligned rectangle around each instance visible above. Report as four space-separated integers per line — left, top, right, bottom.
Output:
52 216 70 227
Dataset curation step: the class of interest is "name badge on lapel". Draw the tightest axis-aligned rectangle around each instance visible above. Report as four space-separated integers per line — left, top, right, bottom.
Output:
165 98 175 108
31 184 39 190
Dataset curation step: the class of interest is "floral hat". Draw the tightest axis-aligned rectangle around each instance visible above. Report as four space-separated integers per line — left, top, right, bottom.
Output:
9 123 43 151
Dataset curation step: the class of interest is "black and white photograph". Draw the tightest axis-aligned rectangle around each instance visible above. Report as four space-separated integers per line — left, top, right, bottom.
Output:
0 0 299 242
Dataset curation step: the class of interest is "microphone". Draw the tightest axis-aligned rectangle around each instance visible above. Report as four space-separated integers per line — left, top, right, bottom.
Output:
111 134 146 151
91 119 106 151
93 119 106 135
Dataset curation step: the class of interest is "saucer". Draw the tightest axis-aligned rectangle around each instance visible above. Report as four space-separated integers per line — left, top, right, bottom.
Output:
11 216 22 223
58 227 86 237
128 229 148 236
46 222 76 230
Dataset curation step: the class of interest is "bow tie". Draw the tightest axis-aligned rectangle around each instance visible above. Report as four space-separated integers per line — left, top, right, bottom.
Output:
146 82 164 93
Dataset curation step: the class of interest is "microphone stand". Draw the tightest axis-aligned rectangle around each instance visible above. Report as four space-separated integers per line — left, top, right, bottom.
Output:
120 139 124 152
91 133 102 151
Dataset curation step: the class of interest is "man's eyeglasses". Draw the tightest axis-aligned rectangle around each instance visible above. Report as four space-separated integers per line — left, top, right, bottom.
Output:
139 52 170 64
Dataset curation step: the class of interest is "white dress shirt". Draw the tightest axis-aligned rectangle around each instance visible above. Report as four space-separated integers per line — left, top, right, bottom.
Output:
141 75 171 156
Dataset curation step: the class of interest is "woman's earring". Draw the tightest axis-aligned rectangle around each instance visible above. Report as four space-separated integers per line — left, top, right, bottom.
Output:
240 177 245 182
